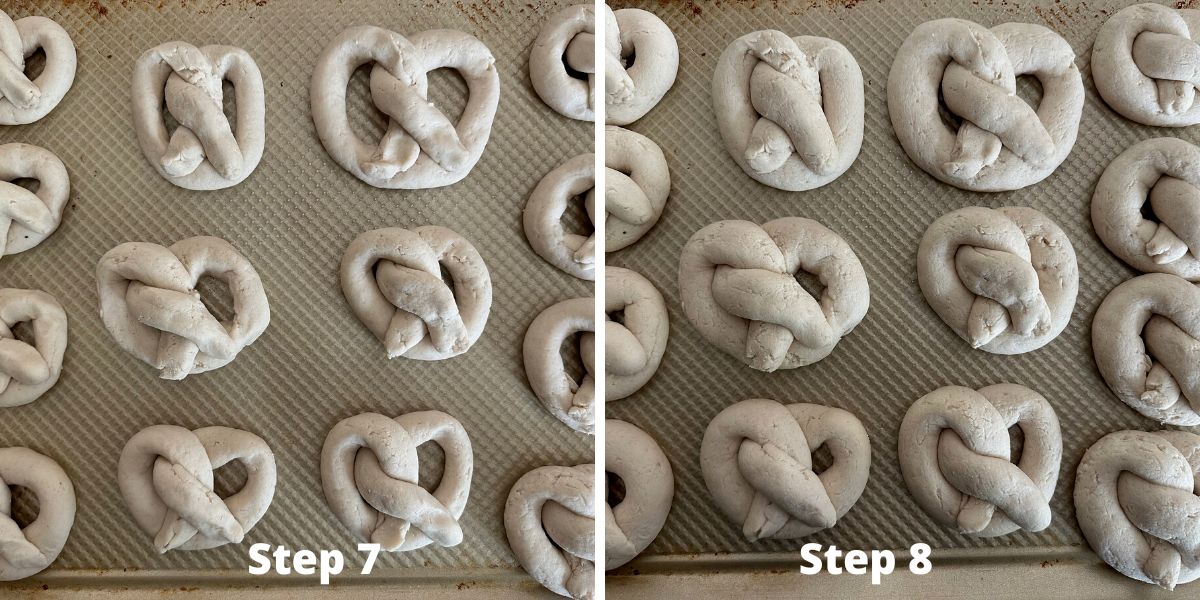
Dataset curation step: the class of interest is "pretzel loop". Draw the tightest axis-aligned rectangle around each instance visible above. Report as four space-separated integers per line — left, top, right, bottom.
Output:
0 289 66 408
505 464 595 600
0 11 75 125
0 448 74 581
524 297 596 434
1093 3 1200 126
604 267 667 402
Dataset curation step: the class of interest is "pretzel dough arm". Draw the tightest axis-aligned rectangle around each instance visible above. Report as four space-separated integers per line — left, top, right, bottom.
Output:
369 70 469 172
954 245 1050 339
941 65 1054 166
0 338 47 385
749 63 836 175
737 441 835 539
0 519 47 568
711 268 835 350
0 184 54 234
565 32 596 74
1118 474 1200 559
353 455 462 549
938 434 1050 533
375 261 468 357
1132 32 1200 115
1148 178 1200 264
124 285 237 360
163 75 242 179
604 320 647 375
604 171 654 225
0 46 36 109
1143 316 1200 414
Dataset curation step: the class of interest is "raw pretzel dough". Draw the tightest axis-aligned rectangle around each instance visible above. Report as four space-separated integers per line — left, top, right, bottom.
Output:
523 297 595 434
1093 3 1200 127
605 267 667 402
605 419 672 569
311 26 499 189
605 126 669 252
0 288 66 408
0 447 74 581
713 30 863 191
530 4 600 121
524 154 596 281
605 5 678 126
887 19 1083 191
0 143 69 258
0 10 75 125
917 206 1078 354
505 463 595 599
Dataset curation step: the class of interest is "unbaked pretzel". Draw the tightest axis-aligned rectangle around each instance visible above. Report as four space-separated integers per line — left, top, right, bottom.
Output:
0 10 75 125
604 267 667 402
505 463 595 599
524 153 596 281
605 126 669 252
605 419 671 569
523 297 595 434
0 447 74 581
605 5 678 126
530 3 608 121
0 143 69 259
0 289 66 408
1093 3 1200 127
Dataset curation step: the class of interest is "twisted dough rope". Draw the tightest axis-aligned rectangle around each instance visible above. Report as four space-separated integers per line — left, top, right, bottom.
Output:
0 448 74 581
132 42 265 191
340 227 491 360
713 30 864 191
0 10 74 125
917 206 1078 354
0 143 69 259
321 411 472 552
1093 3 1200 127
505 463 595 600
605 420 671 569
96 236 270 380
1075 430 1200 590
605 126 669 253
1093 273 1200 426
887 19 1083 191
311 26 499 189
1092 138 1200 281
118 425 275 552
899 384 1061 537
530 4 603 121
604 267 667 402
605 5 678 126
678 218 868 372
524 154 596 281
0 289 66 408
523 297 595 434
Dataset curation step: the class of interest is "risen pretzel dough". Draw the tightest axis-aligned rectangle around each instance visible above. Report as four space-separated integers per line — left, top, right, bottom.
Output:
0 143 69 259
525 154 596 281
523 297 595 434
1093 3 1200 127
0 447 74 581
505 463 594 599
0 10 75 125
0 288 66 408
604 267 667 402
604 6 678 126
605 127 669 253
530 4 600 121
605 419 672 569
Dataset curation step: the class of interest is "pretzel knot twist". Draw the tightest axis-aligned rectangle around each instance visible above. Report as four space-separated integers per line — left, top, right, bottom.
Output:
899 384 1062 537
1092 138 1200 281
524 297 595 434
605 126 669 252
0 10 75 125
1093 273 1200 426
530 3 607 122
132 42 265 190
604 267 667 402
0 448 74 581
524 154 596 281
1093 3 1200 127
887 19 1083 191
604 6 679 126
678 218 869 372
605 420 672 569
118 425 276 552
311 26 499 189
0 143 69 260
713 30 864 191
505 463 595 600
0 289 66 408
1075 430 1200 590
340 227 491 361
917 206 1078 355
96 236 270 380
321 412 473 552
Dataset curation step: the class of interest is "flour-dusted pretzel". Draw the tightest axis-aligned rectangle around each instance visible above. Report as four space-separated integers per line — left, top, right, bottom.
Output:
604 267 666 402
132 42 265 191
887 19 1083 191
918 206 1078 354
322 411 472 552
606 6 678 126
530 4 605 121
505 463 595 600
524 297 595 434
1075 430 1200 590
0 10 75 125
118 425 275 552
0 289 66 408
899 384 1062 537
96 236 270 380
0 448 73 581
606 126 669 252
713 30 863 192
1093 138 1200 281
1094 4 1200 127
605 419 671 569
525 154 596 281
311 26 499 189
701 399 869 541
1093 273 1200 426
340 227 491 361
0 143 69 259
678 218 868 371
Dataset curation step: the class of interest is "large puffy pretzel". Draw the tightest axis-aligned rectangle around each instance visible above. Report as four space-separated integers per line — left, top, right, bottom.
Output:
0 10 75 125
0 289 66 408
340 227 491 361
96 236 270 380
887 19 1083 192
1093 3 1200 127
1093 138 1200 281
605 126 669 252
1093 273 1200 426
899 384 1062 537
525 153 596 281
523 297 595 434
321 411 472 552
713 30 864 192
311 27 499 189
505 463 595 600
605 6 679 126
701 399 869 541
605 419 671 569
678 218 869 372
132 42 265 191
118 425 275 552
1075 430 1200 590
604 267 667 402
530 4 605 121
0 143 69 259
0 448 74 581
917 206 1078 354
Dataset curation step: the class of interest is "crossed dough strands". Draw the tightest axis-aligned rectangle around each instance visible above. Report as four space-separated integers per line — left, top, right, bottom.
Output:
1093 4 1200 127
529 3 601 121
505 463 595 600
0 143 69 259
96 236 270 380
1092 137 1200 281
524 154 596 281
899 384 1062 537
311 26 499 189
321 411 472 552
1075 430 1200 590
0 10 75 125
0 447 74 581
605 267 667 402
604 5 679 126
0 289 66 408
340 227 491 360
605 126 669 253
523 297 595 434
887 19 1083 192
605 419 672 569
1092 273 1200 426
713 30 864 191
678 218 869 372
118 425 275 552
917 206 1078 354
132 42 265 190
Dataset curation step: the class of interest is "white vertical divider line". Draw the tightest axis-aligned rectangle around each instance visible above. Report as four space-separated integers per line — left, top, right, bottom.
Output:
592 0 607 598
